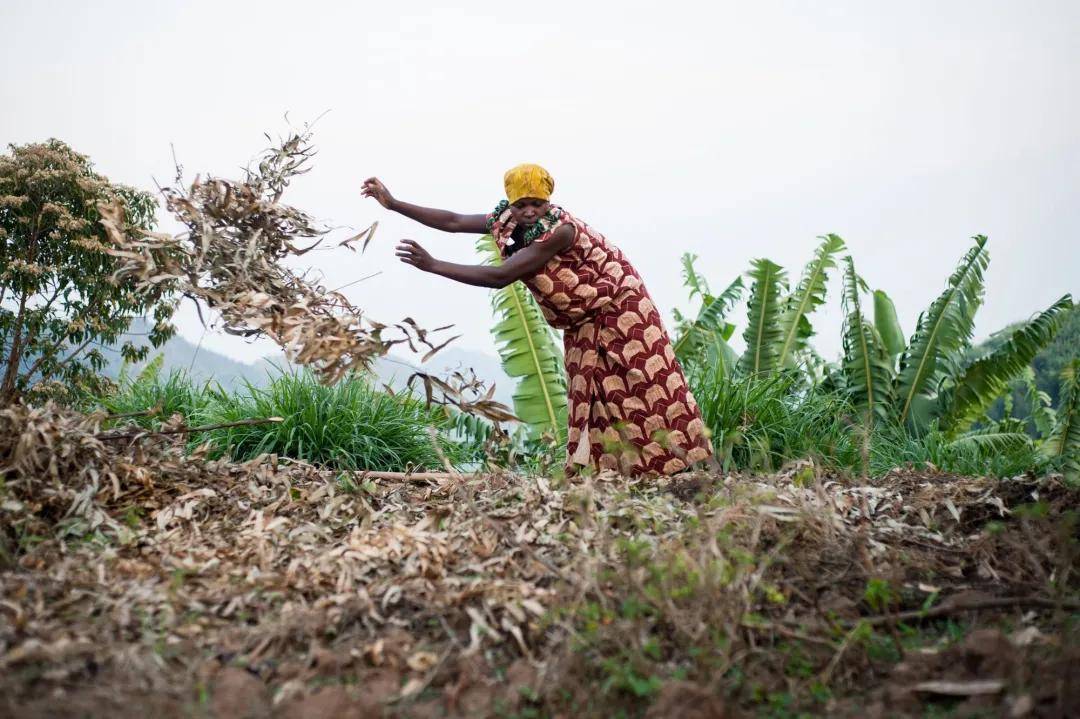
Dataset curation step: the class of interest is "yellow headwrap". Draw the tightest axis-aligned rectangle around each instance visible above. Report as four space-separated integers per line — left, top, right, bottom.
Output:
503 163 554 204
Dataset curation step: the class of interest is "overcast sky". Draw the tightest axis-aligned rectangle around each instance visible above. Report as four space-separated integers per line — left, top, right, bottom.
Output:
2 0 1077 369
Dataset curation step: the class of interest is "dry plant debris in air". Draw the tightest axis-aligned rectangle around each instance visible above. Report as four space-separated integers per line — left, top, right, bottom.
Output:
97 128 510 425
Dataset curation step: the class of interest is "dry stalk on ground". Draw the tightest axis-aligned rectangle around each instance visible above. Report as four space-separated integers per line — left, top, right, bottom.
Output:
2 404 1077 717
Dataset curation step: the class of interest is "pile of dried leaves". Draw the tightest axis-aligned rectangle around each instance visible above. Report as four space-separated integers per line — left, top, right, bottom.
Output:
1 402 1077 718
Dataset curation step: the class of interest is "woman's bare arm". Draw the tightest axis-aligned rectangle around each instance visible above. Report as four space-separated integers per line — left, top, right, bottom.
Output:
396 225 574 288
362 177 489 234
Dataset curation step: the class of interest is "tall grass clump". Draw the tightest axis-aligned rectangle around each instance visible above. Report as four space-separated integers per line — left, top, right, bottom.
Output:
688 366 861 473
93 362 218 430
196 371 458 471
90 364 463 472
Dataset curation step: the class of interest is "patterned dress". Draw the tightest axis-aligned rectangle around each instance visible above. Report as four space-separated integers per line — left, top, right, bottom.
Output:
488 204 714 475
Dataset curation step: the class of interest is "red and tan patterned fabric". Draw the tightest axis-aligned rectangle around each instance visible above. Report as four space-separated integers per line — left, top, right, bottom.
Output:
488 205 714 475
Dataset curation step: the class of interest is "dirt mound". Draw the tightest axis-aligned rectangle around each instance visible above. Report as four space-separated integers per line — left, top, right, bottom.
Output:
1 408 1077 717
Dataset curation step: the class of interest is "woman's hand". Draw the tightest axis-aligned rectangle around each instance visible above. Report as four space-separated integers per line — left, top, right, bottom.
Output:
395 240 437 272
362 177 395 209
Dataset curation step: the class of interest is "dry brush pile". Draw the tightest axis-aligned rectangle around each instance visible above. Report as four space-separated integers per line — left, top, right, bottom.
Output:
98 128 512 423
1 401 1078 718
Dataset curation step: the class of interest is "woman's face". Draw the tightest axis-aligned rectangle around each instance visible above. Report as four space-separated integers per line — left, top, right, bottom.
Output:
509 197 550 226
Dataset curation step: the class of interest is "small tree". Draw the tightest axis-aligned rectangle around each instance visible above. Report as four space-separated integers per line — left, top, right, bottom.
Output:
0 139 175 402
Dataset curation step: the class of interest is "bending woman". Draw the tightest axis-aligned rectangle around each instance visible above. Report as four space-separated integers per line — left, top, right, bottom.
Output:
363 165 713 475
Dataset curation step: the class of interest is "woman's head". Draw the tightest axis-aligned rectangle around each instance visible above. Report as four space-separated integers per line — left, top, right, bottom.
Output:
504 164 554 224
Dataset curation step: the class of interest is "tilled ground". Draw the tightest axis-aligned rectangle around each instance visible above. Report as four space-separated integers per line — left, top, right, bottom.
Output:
1 405 1078 717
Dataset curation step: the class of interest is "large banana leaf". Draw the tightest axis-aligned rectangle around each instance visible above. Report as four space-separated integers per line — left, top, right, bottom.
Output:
776 234 845 367
1044 358 1080 484
840 257 894 421
1020 367 1057 440
938 295 1072 435
873 289 906 362
477 235 567 442
738 258 787 377
894 236 989 428
673 270 743 368
706 334 739 378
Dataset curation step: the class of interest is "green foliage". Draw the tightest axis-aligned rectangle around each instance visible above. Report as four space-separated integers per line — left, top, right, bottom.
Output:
95 359 217 429
840 257 894 423
0 140 176 401
894 237 989 429
938 295 1073 434
1044 359 1080 484
738 258 787 377
477 234 567 443
93 369 458 471
672 253 742 370
776 234 845 367
198 372 458 470
868 423 1047 478
980 304 1080 428
1021 367 1058 439
686 365 860 473
872 289 905 361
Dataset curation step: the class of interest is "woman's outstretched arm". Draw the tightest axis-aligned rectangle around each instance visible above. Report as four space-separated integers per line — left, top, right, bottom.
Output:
363 177 489 234
396 225 574 289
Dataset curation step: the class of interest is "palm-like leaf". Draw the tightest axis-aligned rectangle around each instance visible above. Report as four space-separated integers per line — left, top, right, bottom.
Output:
1044 358 1080 484
738 258 787 377
1020 367 1057 440
673 273 743 368
947 430 1033 454
477 235 567 442
873 289 906 362
840 257 894 421
680 252 710 301
938 295 1072 434
894 236 989 427
776 234 845 367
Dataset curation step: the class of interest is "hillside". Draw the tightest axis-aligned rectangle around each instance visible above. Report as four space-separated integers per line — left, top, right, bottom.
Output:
106 319 515 406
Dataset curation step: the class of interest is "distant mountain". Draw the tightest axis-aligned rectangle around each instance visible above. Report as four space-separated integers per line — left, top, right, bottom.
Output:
107 319 516 405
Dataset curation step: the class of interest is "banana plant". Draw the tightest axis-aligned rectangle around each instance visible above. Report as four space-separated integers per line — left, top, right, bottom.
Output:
1020 367 1057 439
1043 358 1080 484
671 253 743 371
873 290 906 362
776 234 845 368
839 257 894 422
477 235 568 443
738 259 787 376
936 296 1073 435
894 237 989 429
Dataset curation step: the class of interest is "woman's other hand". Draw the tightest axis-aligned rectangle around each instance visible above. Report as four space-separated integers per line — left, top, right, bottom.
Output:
362 177 394 209
395 240 436 272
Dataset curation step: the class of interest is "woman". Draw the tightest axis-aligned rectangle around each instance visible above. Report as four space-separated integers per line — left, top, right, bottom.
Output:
362 165 713 475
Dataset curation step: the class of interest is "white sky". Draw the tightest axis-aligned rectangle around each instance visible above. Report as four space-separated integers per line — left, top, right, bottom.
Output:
2 0 1078 367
